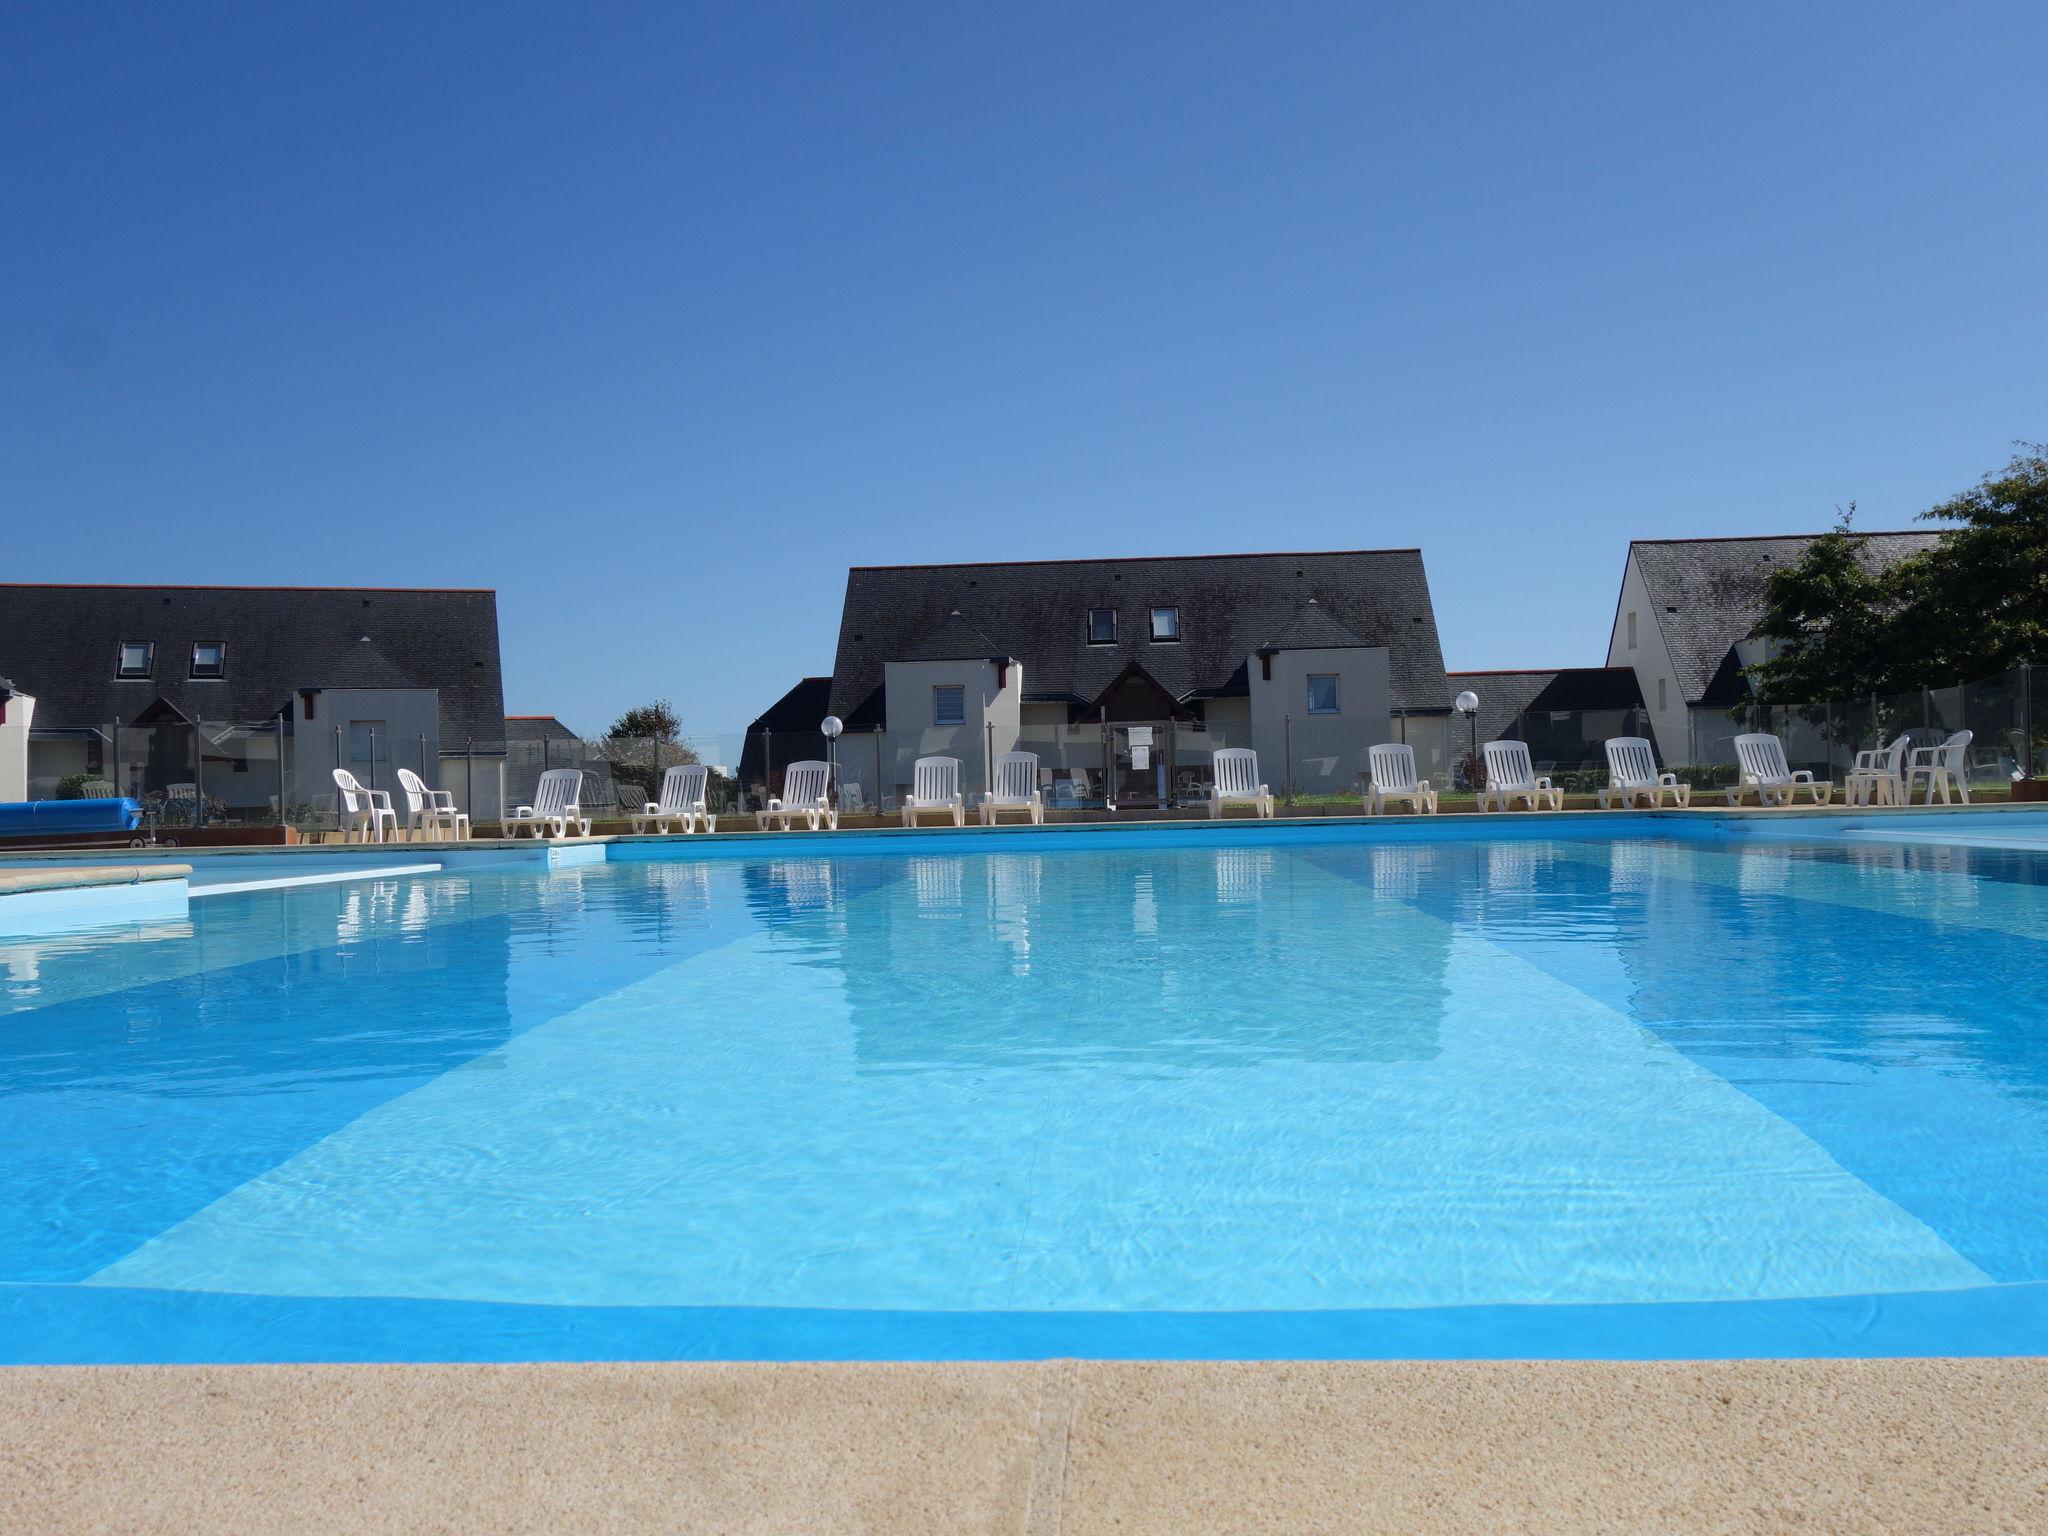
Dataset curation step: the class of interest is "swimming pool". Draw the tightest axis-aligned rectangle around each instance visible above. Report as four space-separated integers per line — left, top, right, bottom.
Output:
8 819 2048 1362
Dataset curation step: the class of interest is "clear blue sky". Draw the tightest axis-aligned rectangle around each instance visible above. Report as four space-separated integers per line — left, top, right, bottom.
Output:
5 3 2043 736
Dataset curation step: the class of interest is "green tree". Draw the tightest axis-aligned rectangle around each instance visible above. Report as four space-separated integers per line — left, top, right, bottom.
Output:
1744 505 1903 706
606 699 687 746
1890 443 2048 683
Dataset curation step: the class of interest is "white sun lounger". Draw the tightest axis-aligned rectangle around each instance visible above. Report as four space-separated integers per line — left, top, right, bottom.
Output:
632 763 714 834
395 766 470 841
902 756 966 827
332 768 397 843
1365 742 1437 814
757 760 837 831
506 767 591 837
1728 734 1833 806
1846 734 1912 806
1480 740 1563 812
1209 748 1274 819
981 751 1044 825
1598 737 1689 809
1904 729 1973 804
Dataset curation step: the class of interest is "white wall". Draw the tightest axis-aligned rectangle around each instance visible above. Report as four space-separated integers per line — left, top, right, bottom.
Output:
867 658 1022 805
289 687 441 810
0 692 34 802
1247 646 1391 796
1606 551 1689 764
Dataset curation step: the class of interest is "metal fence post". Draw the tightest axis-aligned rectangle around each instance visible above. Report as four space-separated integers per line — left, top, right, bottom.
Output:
2024 663 2035 780
985 719 995 797
191 722 205 827
419 732 428 783
367 727 378 795
1283 714 1294 805
275 712 288 826
872 725 883 810
110 719 121 798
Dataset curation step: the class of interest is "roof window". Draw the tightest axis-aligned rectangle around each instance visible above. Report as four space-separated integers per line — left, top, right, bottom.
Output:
1087 608 1116 645
116 641 154 679
190 641 225 679
1149 607 1180 643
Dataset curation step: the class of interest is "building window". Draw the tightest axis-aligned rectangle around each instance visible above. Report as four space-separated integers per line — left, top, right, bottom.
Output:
190 641 225 678
1087 608 1116 645
1626 611 1637 650
1306 674 1340 715
932 685 965 727
116 642 154 679
348 720 389 763
1657 677 1668 711
1149 607 1180 643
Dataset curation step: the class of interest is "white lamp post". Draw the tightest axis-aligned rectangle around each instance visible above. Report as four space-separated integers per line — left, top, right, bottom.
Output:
1454 690 1480 786
820 715 844 806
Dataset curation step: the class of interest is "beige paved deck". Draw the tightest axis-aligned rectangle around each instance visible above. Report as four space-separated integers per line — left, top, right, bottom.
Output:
5 1358 2045 1534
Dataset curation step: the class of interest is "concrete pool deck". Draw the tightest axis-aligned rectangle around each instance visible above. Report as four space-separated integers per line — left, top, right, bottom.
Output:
5 1358 2045 1534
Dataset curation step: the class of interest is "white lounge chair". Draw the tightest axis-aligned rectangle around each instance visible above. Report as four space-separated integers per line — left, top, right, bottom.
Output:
1365 742 1437 814
1598 737 1689 809
395 766 470 841
632 763 714 834
1845 734 1912 806
505 767 591 837
1904 729 1973 804
1480 740 1563 812
757 760 837 831
1208 748 1274 819
981 751 1045 825
839 781 869 816
902 756 966 827
1727 734 1833 807
332 768 397 843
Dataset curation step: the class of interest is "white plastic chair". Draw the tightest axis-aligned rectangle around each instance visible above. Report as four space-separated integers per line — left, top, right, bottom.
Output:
1365 743 1436 815
1845 734 1911 807
331 768 397 843
505 767 591 838
1598 737 1689 809
757 760 837 831
1904 729 1973 804
1208 748 1274 819
902 756 966 827
1480 740 1563 812
1727 734 1833 807
981 751 1045 825
632 764 714 834
395 766 470 841
839 781 869 815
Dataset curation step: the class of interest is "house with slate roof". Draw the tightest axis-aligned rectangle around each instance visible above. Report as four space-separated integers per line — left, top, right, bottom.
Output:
1 584 507 818
1605 532 1940 764
1444 667 1650 773
806 549 1450 807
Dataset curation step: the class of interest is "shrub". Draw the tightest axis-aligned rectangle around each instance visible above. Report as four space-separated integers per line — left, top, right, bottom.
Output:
53 773 116 800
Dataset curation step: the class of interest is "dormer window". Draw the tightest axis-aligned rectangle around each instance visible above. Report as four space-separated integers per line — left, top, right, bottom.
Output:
116 642 154 679
1087 608 1116 645
190 641 226 679
1149 607 1180 643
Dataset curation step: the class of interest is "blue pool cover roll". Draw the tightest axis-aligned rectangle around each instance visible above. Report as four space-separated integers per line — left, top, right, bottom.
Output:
0 798 143 835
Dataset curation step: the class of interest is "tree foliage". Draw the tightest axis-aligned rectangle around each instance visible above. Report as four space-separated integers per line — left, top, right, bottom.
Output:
1747 445 2048 702
606 699 684 744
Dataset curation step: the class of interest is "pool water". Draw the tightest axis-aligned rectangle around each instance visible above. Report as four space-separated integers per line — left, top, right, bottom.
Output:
8 828 2048 1361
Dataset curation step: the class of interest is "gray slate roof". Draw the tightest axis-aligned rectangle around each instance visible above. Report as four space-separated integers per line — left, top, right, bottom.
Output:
1 584 506 741
1262 598 1368 651
505 715 582 744
1448 667 1647 747
1630 533 1940 704
826 550 1447 722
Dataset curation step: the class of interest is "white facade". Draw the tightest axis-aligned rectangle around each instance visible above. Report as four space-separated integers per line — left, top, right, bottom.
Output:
1605 549 1690 764
0 690 34 802
1247 645 1392 796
